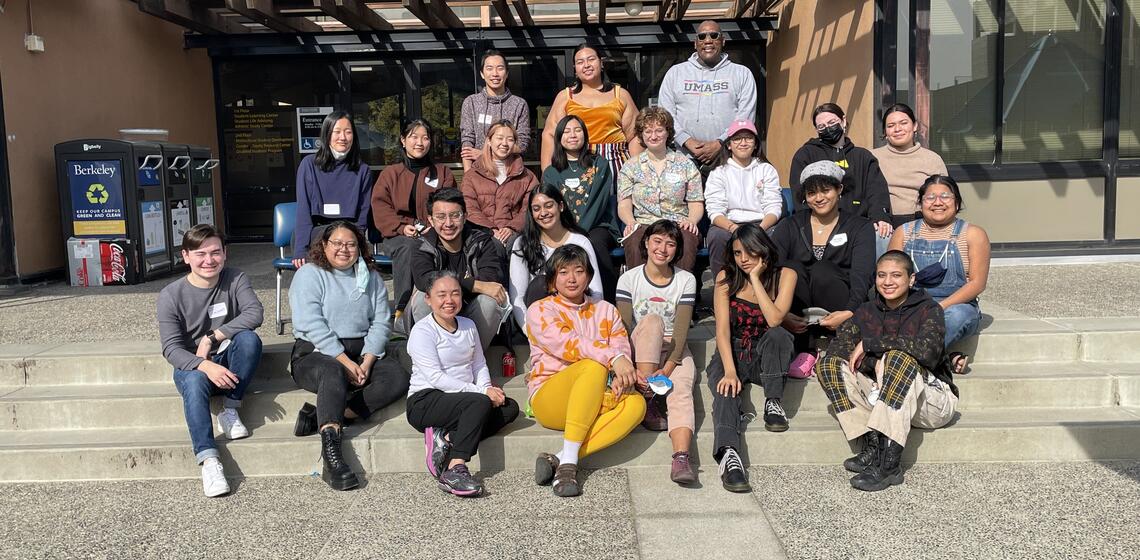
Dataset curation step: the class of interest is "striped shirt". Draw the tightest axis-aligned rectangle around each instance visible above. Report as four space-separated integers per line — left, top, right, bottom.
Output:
907 220 971 279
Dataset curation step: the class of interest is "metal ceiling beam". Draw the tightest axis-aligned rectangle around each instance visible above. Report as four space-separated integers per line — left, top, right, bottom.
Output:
674 0 691 20
312 0 393 30
138 0 249 34
402 0 445 27
657 0 674 21
225 0 323 32
597 0 609 24
490 0 519 26
577 0 588 25
729 0 756 18
511 0 535 26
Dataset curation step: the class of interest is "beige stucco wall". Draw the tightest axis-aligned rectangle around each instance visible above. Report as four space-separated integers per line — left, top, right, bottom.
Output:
958 178 1105 243
1115 177 1140 241
0 0 218 278
765 0 877 185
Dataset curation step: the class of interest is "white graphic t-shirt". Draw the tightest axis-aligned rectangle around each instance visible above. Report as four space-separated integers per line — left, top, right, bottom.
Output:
615 265 697 337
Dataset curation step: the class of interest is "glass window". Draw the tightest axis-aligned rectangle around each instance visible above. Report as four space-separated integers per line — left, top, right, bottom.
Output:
417 58 475 164
502 52 567 162
1001 0 1105 162
927 0 1000 164
1121 0 1140 158
350 61 406 167
217 60 342 238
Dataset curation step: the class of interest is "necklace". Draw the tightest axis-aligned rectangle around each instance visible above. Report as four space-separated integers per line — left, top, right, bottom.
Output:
811 217 834 235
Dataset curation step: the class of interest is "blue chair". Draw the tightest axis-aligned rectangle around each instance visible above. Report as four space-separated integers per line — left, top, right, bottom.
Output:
272 203 298 335
272 202 396 335
781 188 795 217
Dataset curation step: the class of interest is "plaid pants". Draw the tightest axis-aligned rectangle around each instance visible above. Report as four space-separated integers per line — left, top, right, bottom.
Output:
815 350 957 445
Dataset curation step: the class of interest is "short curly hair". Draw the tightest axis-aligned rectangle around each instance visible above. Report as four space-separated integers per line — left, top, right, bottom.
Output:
635 106 675 148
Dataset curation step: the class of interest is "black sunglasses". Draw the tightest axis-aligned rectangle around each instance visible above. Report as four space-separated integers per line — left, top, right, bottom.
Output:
696 31 722 41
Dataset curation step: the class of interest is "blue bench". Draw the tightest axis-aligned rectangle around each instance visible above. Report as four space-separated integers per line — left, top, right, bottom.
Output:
271 202 393 335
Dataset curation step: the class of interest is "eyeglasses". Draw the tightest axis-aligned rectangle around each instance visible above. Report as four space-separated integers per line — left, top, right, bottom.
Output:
696 31 722 41
432 211 465 223
922 192 957 203
328 240 358 250
729 136 756 144
815 119 842 132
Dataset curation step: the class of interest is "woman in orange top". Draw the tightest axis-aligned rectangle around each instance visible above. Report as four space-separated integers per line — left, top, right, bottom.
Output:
541 44 642 198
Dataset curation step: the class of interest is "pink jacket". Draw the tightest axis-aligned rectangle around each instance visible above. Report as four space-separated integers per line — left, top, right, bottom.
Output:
525 295 631 397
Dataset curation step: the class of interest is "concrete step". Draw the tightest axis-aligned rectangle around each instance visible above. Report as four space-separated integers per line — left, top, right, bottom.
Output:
1 406 1138 482
5 324 1140 386
5 363 1138 432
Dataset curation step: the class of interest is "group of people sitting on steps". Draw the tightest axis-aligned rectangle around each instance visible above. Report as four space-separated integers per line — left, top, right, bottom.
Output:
157 22 992 498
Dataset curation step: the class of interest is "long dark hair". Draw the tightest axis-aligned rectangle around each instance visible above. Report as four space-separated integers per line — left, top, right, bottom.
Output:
550 114 595 171
570 44 615 94
314 111 362 173
717 223 781 299
306 220 381 272
514 184 585 274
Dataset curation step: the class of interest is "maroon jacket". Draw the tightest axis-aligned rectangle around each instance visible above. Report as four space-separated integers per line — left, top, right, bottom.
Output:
461 154 537 232
371 163 457 238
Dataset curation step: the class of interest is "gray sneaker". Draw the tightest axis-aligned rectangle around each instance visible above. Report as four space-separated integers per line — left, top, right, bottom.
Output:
437 464 484 497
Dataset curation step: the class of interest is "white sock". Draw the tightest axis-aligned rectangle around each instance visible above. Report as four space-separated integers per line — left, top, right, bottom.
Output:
556 439 581 465
202 457 220 468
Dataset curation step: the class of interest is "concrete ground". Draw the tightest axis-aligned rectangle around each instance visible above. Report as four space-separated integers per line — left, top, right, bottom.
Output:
1 462 1138 559
2 243 1140 344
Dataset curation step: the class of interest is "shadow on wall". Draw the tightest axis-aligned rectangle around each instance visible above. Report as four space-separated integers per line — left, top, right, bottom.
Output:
767 0 876 135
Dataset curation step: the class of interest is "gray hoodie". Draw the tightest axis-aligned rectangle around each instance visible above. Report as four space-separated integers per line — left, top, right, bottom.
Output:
658 53 757 154
460 88 531 152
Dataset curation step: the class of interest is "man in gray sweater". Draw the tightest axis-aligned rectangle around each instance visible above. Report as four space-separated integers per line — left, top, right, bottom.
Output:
659 20 758 169
157 224 264 497
460 50 531 171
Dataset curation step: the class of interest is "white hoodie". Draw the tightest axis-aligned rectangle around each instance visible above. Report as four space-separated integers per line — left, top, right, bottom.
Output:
704 158 783 223
658 53 758 152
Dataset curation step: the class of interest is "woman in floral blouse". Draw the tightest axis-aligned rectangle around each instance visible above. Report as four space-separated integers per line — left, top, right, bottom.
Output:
543 114 619 302
617 106 704 271
526 245 646 498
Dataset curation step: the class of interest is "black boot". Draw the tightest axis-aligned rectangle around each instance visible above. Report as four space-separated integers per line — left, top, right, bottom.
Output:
320 426 360 491
850 436 904 492
843 431 880 473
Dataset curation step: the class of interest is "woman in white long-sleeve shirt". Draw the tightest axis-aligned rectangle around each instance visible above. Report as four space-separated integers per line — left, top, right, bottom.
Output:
508 184 603 329
406 270 519 497
704 119 784 277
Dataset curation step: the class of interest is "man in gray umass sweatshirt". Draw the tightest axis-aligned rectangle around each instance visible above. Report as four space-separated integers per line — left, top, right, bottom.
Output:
157 224 264 497
659 20 758 168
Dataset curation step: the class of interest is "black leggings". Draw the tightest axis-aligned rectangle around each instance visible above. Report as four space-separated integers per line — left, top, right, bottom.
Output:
291 338 410 427
586 226 618 303
406 389 519 461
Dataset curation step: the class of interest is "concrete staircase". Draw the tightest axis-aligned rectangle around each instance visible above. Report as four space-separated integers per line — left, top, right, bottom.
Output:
2 312 1140 482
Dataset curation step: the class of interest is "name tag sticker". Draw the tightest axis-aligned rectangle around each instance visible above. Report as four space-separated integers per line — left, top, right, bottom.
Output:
208 302 228 318
425 177 439 189
565 178 581 189
322 203 341 215
664 172 682 184
478 113 493 125
829 233 848 247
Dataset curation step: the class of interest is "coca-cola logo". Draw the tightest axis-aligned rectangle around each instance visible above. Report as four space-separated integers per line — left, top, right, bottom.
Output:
107 242 128 282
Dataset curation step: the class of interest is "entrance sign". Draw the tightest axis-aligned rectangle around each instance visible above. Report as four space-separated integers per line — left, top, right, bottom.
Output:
297 106 334 153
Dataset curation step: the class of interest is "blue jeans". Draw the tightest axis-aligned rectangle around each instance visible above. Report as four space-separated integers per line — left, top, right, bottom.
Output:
172 330 263 463
943 301 981 348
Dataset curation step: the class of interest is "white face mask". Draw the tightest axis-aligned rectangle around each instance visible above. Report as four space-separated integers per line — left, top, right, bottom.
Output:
330 148 348 161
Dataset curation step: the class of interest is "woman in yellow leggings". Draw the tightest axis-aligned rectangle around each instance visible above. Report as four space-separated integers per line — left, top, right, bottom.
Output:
525 245 646 497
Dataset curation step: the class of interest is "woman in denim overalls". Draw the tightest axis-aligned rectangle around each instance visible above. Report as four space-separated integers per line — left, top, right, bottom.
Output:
888 174 991 373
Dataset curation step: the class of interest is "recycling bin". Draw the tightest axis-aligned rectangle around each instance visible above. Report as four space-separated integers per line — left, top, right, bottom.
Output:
161 143 193 270
188 144 219 227
54 139 173 283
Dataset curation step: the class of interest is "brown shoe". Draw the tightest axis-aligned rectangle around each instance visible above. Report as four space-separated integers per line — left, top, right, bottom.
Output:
534 452 559 486
670 452 697 486
640 397 668 431
552 463 581 497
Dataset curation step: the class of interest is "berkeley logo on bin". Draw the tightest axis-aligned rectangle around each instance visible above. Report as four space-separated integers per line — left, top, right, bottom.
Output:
67 159 126 236
72 162 116 177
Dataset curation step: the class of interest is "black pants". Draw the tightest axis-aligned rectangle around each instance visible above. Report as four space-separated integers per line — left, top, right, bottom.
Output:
291 338 410 427
586 226 618 303
704 327 794 455
406 389 519 461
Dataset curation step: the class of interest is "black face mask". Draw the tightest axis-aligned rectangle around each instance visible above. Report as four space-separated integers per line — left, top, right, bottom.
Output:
818 123 844 145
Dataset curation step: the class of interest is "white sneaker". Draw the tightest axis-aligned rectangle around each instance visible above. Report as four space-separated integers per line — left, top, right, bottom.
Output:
217 407 249 440
201 458 230 497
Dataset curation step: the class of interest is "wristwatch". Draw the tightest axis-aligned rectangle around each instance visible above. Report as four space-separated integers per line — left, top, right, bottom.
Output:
206 332 219 347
